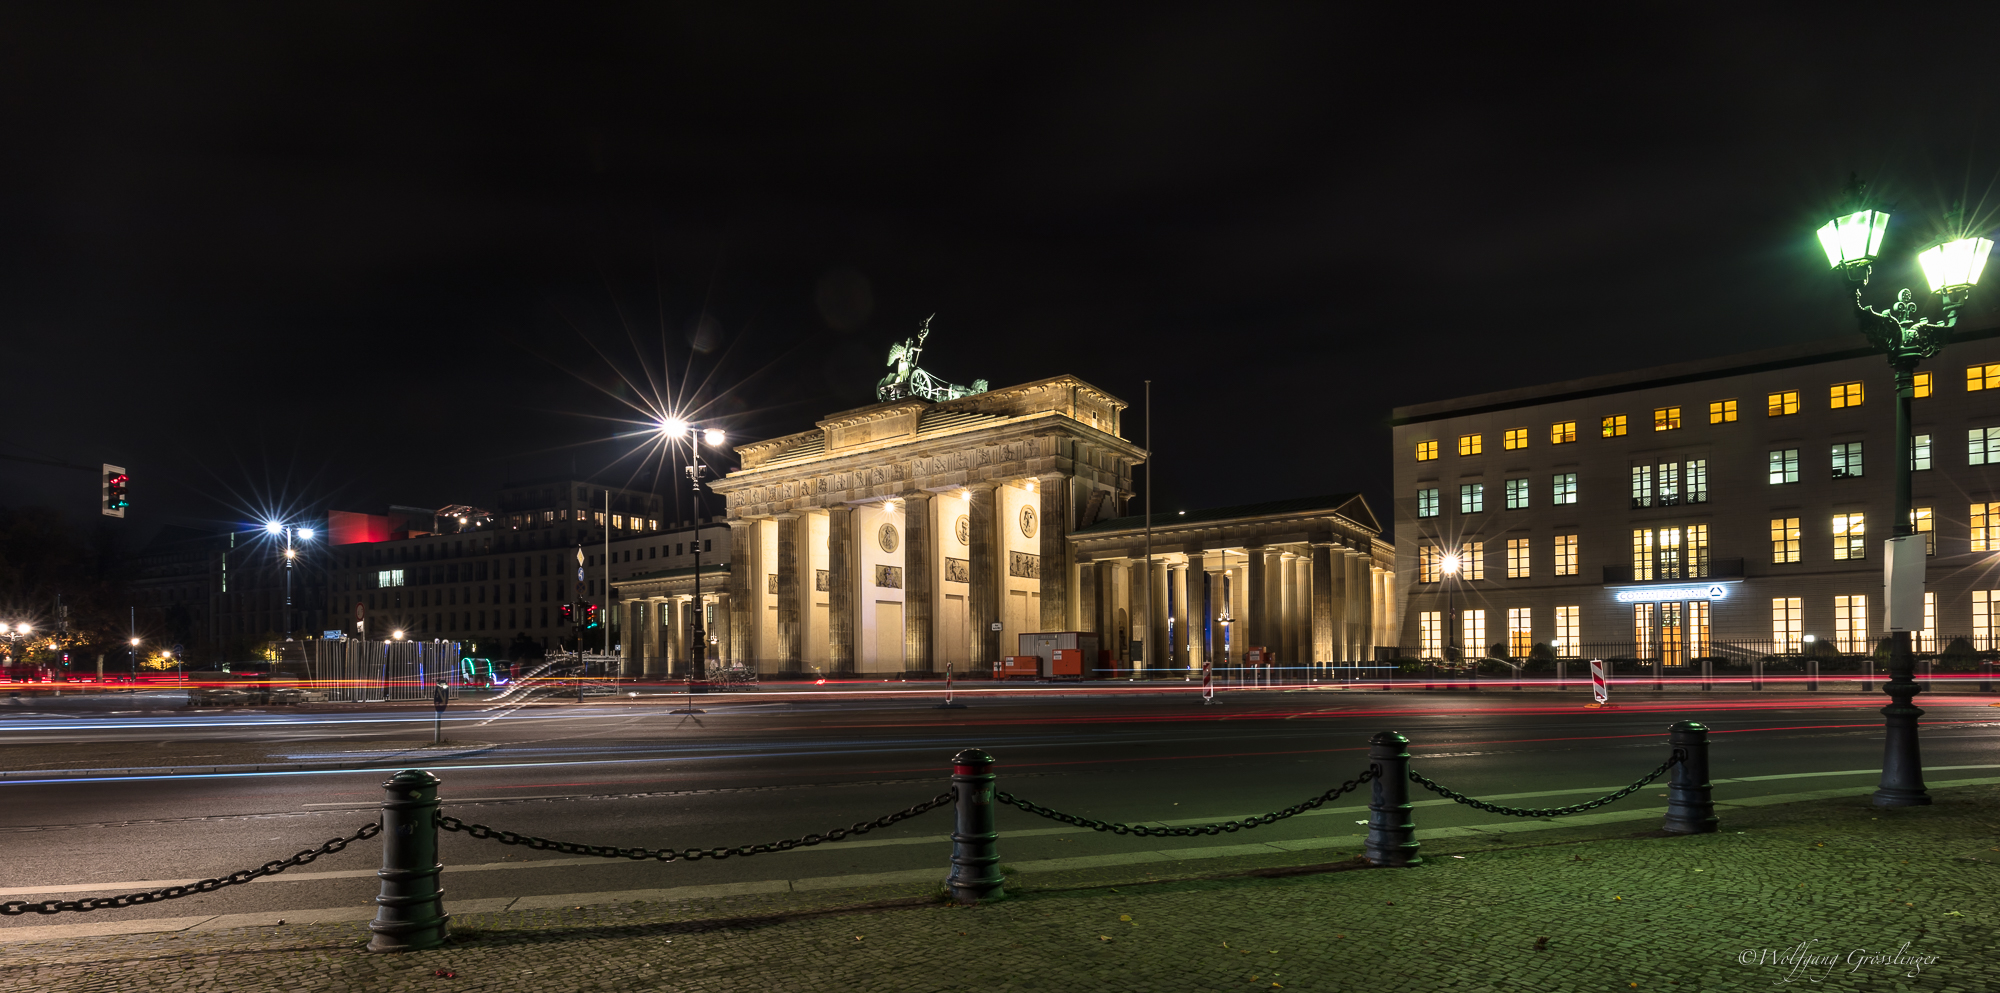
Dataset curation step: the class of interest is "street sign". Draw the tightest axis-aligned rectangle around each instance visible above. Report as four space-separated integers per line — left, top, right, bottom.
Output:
355 601 364 622
989 621 1002 632
1589 658 1608 705
1201 661 1214 704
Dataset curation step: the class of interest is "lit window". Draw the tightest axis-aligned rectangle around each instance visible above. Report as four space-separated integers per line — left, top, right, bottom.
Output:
1831 441 1863 479
1631 529 1655 582
1550 421 1577 444
1969 363 2000 391
1632 603 1655 661
1460 483 1484 514
1418 611 1443 657
1503 428 1528 450
1834 595 1869 653
1416 440 1439 461
1921 591 1937 652
1553 534 1578 576
1972 503 2000 552
1767 391 1800 416
1508 607 1533 657
1771 517 1800 563
1463 609 1487 657
1833 513 1866 560
1656 526 1683 580
1773 597 1803 653
1551 472 1577 505
1419 545 1442 583
1554 606 1580 656
1687 523 1710 578
1978 592 2000 650
1416 488 1440 518
1685 459 1708 503
1912 434 1932 471
1912 507 1935 556
1653 407 1681 431
1913 372 1933 399
1656 462 1680 506
1506 538 1530 579
1969 427 2000 465
1630 465 1653 509
1459 434 1483 456
1709 399 1737 423
1601 415 1627 438
1829 382 1864 409
1768 449 1800 484
1505 478 1530 510
1460 541 1485 581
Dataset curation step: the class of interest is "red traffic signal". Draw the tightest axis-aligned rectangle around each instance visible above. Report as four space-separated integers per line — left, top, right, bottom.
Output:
583 604 601 630
559 602 574 625
102 464 129 518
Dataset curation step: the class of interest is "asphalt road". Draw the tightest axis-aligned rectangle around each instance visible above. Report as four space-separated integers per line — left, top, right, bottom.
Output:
4 683 1998 927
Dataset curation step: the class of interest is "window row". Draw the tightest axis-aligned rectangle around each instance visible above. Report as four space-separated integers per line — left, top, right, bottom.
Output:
1416 606 1575 658
1415 473 1583 518
1405 366 2000 461
1418 535 1579 582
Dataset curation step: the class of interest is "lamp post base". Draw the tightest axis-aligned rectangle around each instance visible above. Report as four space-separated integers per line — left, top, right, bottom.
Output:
1873 631 1931 808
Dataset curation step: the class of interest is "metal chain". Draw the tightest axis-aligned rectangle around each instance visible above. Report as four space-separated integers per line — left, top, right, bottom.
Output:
436 790 955 861
994 768 1376 837
1408 750 1682 818
1 821 383 916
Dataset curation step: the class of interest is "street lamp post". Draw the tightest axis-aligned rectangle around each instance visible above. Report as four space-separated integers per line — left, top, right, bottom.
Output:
1441 552 1462 681
1816 180 1994 808
661 419 726 676
263 521 317 641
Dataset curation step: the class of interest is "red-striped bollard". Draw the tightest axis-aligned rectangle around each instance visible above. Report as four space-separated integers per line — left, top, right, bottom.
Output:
946 748 1003 904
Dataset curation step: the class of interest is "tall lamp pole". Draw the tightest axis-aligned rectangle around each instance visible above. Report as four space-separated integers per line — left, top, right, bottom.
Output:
1441 552 1462 667
661 419 726 675
262 521 317 641
1815 179 1994 808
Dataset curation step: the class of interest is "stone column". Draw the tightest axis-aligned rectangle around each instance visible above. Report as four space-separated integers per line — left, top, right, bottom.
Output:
1037 475 1069 631
968 483 1000 667
669 598 687 675
1295 555 1313 667
1243 545 1266 658
1345 550 1366 663
643 599 666 677
1127 560 1148 668
1279 552 1299 665
1167 562 1185 670
775 514 803 673
1209 558 1228 665
903 492 934 674
1150 555 1170 672
1319 546 1344 662
712 591 731 665
827 506 855 674
622 601 643 677
1183 551 1205 672
727 520 753 667
1077 560 1098 634
1367 562 1385 660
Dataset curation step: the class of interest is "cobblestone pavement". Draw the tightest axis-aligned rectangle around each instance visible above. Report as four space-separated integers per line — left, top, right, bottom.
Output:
4 785 1995 992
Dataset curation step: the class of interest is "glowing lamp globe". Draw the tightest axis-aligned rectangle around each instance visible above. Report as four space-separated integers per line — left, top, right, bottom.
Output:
1917 236 1994 294
1815 209 1891 270
660 418 690 439
1441 554 1461 576
263 521 284 535
297 528 315 540
702 428 727 446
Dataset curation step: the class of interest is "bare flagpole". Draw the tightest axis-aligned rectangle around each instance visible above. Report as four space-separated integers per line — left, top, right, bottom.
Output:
1143 379 1151 679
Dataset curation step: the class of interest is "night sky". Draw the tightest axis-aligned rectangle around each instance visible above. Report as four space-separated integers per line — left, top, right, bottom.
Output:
7 5 2000 549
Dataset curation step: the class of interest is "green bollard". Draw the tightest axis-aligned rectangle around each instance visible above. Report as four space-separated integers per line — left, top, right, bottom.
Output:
368 769 450 952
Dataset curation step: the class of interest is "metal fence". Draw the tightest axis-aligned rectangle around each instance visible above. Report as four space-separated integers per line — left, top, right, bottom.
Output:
304 638 465 702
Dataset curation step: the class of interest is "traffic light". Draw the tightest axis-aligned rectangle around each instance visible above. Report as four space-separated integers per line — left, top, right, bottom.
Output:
583 604 601 631
559 602 574 626
102 464 128 518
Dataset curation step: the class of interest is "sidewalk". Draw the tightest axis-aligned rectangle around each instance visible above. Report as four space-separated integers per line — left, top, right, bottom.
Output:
5 782 1994 991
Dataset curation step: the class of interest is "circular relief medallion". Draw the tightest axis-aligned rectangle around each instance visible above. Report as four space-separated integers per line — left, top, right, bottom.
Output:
1019 504 1038 538
878 522 899 553
954 514 970 546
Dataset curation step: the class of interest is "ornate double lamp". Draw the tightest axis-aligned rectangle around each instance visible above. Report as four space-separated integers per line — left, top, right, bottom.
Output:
1815 179 1993 808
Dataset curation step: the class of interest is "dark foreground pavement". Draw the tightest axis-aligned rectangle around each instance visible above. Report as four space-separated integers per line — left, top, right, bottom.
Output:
4 783 1996 992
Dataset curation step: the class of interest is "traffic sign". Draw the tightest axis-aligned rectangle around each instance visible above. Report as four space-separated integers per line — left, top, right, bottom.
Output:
1589 658 1608 705
989 621 1003 632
